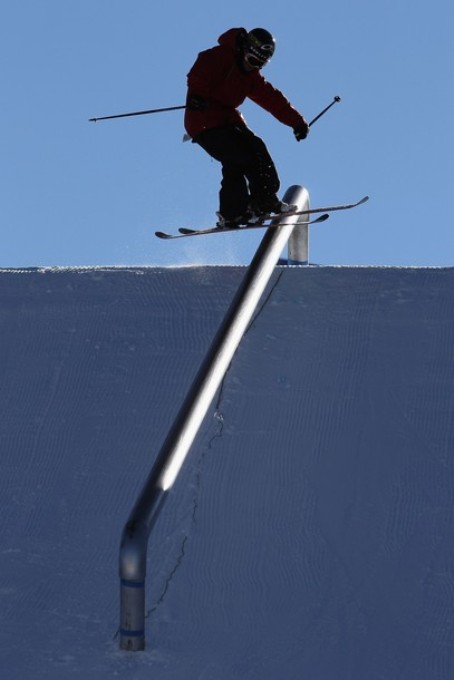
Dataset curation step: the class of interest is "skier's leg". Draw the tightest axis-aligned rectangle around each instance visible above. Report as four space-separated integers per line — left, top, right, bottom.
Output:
237 127 282 213
194 127 250 220
219 164 249 220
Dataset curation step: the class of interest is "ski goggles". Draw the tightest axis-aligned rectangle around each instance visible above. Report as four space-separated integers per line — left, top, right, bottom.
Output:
244 53 267 69
243 33 274 69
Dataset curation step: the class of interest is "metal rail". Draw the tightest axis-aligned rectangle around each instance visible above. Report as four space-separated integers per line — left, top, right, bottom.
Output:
119 185 309 651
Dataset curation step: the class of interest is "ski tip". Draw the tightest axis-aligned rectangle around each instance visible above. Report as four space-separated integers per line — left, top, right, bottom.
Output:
179 228 195 235
314 213 330 223
155 231 171 239
358 195 369 206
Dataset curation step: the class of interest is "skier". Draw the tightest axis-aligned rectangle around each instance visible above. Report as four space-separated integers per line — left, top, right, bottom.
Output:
184 27 310 229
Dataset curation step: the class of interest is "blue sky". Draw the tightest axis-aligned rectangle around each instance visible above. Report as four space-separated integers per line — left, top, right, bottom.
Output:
1 0 452 268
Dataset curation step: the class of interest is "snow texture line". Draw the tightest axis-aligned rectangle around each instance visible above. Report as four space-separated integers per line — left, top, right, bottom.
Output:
246 270 284 333
146 535 189 618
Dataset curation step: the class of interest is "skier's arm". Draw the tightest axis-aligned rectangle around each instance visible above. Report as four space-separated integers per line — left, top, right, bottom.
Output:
248 77 309 136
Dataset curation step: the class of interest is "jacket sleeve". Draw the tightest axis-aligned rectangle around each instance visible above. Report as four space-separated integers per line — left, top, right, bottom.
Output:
248 75 306 129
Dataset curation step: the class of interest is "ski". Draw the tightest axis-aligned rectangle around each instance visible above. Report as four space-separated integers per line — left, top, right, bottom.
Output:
155 195 368 240
180 213 329 236
155 213 329 240
294 194 369 215
244 194 368 221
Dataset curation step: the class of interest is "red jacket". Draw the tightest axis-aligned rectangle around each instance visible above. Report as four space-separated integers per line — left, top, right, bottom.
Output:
185 28 307 139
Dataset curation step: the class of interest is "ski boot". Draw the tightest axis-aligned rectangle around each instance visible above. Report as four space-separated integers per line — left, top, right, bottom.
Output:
248 196 298 221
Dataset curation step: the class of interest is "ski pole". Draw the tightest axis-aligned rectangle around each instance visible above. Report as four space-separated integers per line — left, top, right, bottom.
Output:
89 95 340 125
88 105 186 123
308 95 341 127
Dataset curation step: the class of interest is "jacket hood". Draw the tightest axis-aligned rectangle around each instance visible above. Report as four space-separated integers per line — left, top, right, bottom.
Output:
217 27 246 51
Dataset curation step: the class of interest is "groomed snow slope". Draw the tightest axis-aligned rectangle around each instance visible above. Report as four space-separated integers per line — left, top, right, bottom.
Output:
1 265 453 680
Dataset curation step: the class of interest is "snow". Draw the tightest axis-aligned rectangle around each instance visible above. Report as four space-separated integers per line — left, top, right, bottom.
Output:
1 265 453 679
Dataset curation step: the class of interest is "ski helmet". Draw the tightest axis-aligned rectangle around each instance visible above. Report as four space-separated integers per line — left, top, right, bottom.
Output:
243 28 275 69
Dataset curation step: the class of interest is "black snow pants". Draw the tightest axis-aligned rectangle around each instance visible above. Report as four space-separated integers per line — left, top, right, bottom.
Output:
194 124 280 221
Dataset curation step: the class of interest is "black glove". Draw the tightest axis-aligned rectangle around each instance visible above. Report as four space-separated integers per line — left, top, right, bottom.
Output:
294 119 310 141
187 94 208 111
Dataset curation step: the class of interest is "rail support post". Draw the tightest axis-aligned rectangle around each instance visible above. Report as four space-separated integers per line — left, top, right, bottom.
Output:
287 185 310 265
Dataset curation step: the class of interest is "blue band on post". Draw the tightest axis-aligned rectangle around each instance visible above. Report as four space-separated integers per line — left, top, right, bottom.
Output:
120 628 145 638
121 579 145 589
